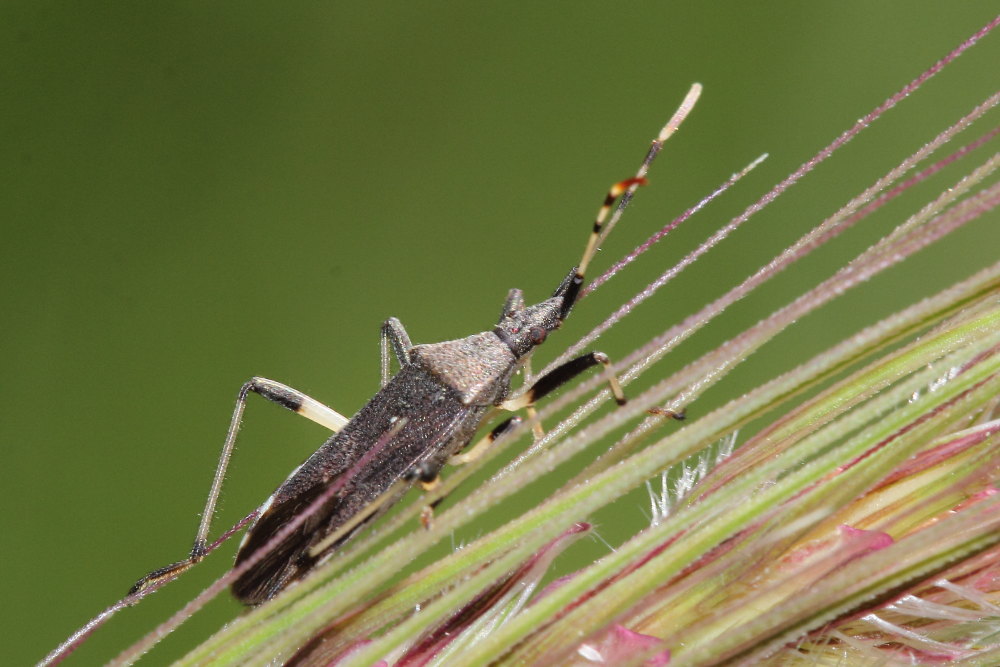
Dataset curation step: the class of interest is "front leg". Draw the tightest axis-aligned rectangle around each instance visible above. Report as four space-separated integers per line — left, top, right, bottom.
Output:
501 351 627 411
444 354 628 469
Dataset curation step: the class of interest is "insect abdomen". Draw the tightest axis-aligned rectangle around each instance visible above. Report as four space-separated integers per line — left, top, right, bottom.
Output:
232 364 490 603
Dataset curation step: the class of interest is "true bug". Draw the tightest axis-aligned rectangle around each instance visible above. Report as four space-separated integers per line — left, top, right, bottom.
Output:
130 85 700 606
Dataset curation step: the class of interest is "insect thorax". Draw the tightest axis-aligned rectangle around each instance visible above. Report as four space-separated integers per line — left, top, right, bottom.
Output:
410 331 517 405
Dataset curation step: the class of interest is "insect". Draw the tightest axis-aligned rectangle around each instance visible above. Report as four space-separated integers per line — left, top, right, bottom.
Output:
130 86 700 606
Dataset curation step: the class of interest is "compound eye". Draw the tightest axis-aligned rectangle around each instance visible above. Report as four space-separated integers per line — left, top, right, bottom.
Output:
528 326 547 345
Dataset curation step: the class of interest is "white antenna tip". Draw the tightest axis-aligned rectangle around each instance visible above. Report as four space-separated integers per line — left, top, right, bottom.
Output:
658 83 703 142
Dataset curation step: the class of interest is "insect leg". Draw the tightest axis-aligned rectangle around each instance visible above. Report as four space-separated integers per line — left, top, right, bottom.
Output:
247 376 351 431
649 406 687 420
403 460 443 490
403 461 449 530
499 352 627 439
495 289 547 438
128 377 348 596
450 415 523 465
501 351 627 411
450 353 628 469
380 317 413 387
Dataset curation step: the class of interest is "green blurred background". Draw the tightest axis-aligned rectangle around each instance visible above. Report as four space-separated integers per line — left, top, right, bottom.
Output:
4 3 998 665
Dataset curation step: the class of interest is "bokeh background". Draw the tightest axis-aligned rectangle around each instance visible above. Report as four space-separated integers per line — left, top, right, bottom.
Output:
4 4 999 665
